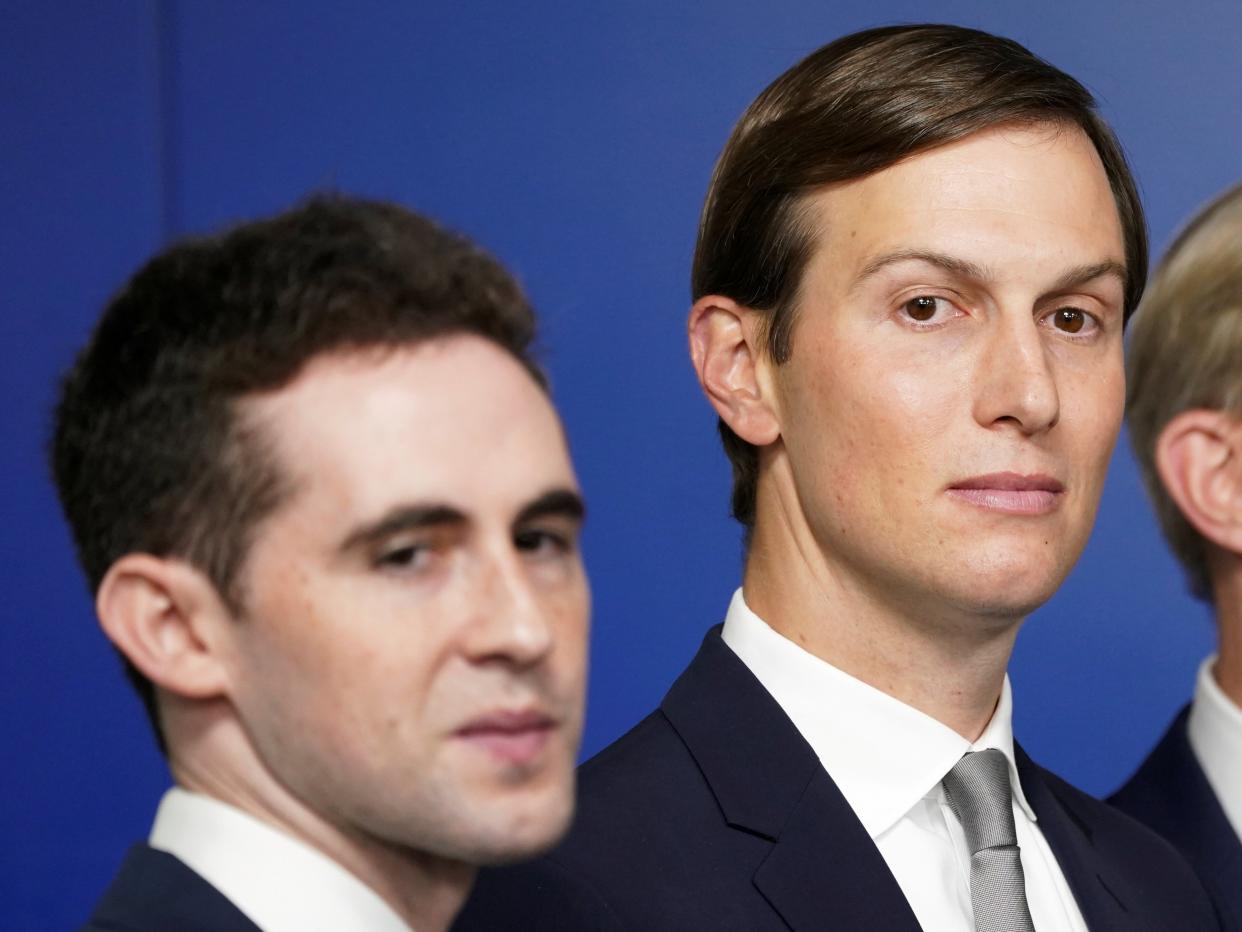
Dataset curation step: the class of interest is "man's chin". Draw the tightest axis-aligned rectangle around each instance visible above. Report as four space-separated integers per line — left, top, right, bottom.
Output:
943 572 1067 625
954 538 1081 610
448 786 577 866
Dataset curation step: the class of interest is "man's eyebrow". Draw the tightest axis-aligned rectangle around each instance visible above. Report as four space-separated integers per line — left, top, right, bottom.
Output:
339 504 467 551
1046 260 1128 294
854 249 990 288
853 250 1128 295
339 490 585 552
514 488 586 526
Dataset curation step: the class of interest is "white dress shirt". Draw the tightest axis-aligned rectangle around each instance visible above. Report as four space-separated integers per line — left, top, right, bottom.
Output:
149 788 413 932
1188 654 1242 840
720 589 1087 932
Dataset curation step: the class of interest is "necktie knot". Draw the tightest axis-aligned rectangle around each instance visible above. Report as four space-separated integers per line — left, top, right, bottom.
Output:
942 748 1018 854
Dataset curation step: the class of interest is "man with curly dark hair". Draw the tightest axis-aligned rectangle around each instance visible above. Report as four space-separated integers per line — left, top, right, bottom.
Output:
56 196 589 932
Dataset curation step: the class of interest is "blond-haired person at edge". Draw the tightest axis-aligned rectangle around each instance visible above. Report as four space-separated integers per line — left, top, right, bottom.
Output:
1112 182 1242 930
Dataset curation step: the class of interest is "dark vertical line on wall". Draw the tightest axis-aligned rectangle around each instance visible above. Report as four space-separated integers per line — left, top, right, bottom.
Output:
154 0 180 241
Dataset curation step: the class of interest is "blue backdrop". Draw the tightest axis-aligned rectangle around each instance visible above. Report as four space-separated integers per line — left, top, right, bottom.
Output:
5 2 1241 927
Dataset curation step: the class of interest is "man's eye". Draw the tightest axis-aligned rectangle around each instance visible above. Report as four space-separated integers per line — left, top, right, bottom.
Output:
376 544 429 570
1049 306 1096 335
901 295 947 323
514 529 572 557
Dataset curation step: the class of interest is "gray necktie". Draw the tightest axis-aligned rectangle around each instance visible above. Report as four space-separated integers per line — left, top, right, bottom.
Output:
941 749 1036 932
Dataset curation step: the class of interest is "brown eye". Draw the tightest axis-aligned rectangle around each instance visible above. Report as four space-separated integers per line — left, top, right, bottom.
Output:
903 296 939 322
376 544 430 570
1054 308 1086 333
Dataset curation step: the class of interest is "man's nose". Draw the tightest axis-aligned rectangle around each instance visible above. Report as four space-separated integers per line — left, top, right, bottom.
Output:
462 549 555 667
972 314 1060 435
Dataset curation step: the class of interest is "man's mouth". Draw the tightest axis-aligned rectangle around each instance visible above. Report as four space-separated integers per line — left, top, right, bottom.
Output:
455 709 559 764
946 472 1065 515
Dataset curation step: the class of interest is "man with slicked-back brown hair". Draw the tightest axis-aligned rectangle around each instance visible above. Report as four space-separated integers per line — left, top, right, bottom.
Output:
457 24 1218 931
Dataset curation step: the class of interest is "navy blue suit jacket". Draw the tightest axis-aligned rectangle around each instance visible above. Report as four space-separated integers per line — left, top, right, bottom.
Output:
1110 705 1242 930
80 844 260 932
456 627 1219 931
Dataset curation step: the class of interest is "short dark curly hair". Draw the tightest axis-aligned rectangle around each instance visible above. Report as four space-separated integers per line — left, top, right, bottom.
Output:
50 195 544 745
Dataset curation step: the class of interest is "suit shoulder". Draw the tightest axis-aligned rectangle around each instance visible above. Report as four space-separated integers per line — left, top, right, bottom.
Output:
569 706 738 853
1041 762 1191 854
1108 710 1242 930
453 853 626 932
81 845 260 932
1107 706 1195 826
1035 763 1220 926
577 708 696 793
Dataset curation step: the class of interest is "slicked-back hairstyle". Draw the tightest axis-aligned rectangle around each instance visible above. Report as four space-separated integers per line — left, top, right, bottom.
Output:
51 195 544 744
692 23 1147 532
1126 183 1242 601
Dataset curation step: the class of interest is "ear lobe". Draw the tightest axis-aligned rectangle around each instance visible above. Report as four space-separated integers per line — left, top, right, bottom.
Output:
96 555 233 701
1155 409 1242 555
688 295 781 446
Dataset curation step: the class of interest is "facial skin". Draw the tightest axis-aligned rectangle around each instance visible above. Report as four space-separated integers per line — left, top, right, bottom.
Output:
763 123 1126 628
693 123 1127 733
171 335 588 926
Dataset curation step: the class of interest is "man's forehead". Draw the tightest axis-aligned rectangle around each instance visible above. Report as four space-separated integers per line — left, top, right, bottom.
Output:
239 337 573 520
247 338 552 436
797 124 1125 278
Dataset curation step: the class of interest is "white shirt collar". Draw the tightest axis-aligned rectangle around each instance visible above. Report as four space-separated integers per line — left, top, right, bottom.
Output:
1188 654 1242 839
149 788 414 932
719 588 1035 839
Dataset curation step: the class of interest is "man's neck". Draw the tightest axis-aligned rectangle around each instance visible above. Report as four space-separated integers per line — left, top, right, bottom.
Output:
166 704 472 932
1209 560 1242 709
742 515 1021 742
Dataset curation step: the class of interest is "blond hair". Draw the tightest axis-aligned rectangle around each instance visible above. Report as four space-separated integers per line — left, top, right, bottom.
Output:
1127 182 1242 599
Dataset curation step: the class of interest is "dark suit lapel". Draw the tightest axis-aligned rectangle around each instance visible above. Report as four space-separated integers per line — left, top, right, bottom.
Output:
1016 746 1137 932
661 628 921 932
751 767 924 930
1113 708 1242 929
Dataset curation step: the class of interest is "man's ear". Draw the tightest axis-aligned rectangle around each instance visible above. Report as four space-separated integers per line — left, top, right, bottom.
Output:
95 554 233 700
1155 409 1242 555
688 295 781 446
